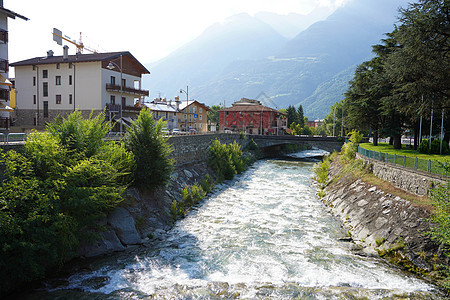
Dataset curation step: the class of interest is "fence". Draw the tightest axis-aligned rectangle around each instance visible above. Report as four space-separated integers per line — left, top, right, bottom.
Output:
358 146 448 178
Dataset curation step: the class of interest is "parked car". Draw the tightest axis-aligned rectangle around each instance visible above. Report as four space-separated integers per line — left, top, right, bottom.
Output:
172 129 180 135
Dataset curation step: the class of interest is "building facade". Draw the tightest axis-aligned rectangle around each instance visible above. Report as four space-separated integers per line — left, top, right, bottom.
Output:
0 2 27 131
144 97 180 131
11 51 149 129
219 98 287 135
178 100 210 133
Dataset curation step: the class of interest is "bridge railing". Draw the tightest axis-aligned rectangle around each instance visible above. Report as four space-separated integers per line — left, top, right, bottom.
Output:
0 133 28 144
358 146 448 178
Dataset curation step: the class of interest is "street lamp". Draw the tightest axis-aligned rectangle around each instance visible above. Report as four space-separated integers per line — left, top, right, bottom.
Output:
179 86 189 131
107 54 123 134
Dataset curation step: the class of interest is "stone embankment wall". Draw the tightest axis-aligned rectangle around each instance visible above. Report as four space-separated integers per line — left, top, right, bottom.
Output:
322 159 448 274
168 133 249 166
356 153 448 196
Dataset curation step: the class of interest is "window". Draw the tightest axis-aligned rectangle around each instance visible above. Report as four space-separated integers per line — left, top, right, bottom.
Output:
199 108 203 113
111 76 115 85
43 82 48 97
43 101 48 118
69 75 72 85
226 112 229 116
43 70 48 78
56 63 60 69
121 78 126 87
122 97 126 107
193 107 196 113
69 63 73 69
69 94 72 104
56 94 61 104
199 115 202 120
33 95 36 105
33 65 36 71
33 76 36 86
110 95 116 104
55 76 61 85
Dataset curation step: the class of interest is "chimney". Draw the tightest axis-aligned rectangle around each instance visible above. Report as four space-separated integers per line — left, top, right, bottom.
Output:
63 45 69 60
175 96 180 111
47 50 54 58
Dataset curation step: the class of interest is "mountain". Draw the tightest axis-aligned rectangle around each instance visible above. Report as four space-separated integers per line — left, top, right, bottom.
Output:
146 13 287 100
145 0 411 118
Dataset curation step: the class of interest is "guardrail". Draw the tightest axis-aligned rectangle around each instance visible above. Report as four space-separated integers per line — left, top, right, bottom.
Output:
0 133 28 144
358 146 448 178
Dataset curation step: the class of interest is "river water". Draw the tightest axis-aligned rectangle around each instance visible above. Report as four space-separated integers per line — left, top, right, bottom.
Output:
22 152 443 299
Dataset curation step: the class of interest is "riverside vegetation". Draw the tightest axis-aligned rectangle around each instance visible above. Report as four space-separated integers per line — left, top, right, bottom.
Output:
314 131 450 293
0 108 173 294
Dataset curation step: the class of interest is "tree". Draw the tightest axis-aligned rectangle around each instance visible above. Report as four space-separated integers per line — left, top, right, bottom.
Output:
125 108 174 190
297 105 305 127
286 105 298 128
207 105 224 127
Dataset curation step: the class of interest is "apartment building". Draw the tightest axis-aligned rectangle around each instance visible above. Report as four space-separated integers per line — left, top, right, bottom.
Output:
0 1 27 131
178 99 210 133
144 97 180 131
11 50 149 128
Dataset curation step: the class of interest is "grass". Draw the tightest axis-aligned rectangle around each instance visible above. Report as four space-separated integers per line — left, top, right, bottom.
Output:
360 143 450 163
359 143 449 176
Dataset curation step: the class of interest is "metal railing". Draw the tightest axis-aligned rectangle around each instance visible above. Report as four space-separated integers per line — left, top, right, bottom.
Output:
0 133 28 144
358 146 448 178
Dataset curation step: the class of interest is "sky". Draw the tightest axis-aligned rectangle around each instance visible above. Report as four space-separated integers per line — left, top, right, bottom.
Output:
7 0 348 68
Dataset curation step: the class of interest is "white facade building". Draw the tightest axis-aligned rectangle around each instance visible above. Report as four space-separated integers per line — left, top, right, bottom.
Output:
11 51 149 128
0 1 27 131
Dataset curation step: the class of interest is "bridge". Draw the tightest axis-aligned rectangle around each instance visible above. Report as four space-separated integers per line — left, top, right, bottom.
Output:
249 135 345 154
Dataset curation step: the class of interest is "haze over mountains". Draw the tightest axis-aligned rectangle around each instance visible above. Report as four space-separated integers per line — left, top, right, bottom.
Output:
145 0 411 119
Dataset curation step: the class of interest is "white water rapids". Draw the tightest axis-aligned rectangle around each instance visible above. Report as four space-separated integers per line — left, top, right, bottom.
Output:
23 153 443 299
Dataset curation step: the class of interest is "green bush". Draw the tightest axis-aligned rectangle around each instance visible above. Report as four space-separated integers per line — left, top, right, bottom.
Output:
0 110 135 293
419 139 449 154
125 108 174 190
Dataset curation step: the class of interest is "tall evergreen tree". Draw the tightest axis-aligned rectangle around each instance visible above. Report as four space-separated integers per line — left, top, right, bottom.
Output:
297 105 305 127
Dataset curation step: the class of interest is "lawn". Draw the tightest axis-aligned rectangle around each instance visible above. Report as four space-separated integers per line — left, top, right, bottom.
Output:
359 143 449 176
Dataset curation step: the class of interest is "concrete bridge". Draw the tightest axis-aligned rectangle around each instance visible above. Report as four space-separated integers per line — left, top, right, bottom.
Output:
249 135 345 154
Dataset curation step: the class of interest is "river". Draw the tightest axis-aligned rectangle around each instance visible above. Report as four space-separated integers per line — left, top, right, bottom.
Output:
20 152 443 299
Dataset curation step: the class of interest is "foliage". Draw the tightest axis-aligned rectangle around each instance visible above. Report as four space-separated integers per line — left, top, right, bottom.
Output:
207 104 224 126
419 139 449 155
208 139 248 182
341 130 362 161
0 110 134 293
125 108 174 190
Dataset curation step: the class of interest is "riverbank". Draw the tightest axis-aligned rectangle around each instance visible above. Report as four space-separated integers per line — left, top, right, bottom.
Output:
320 153 449 292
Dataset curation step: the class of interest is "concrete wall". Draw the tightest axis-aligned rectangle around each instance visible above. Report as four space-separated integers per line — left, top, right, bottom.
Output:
356 153 448 196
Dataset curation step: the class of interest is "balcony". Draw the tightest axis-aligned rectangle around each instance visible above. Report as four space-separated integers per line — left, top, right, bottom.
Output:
106 83 149 97
105 103 142 114
0 89 9 101
0 30 8 44
0 59 8 73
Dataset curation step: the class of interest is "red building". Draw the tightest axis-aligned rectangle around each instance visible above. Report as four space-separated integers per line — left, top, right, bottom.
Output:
219 98 287 135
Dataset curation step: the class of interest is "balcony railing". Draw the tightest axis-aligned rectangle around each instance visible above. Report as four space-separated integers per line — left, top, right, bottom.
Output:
0 59 8 73
0 88 9 101
106 83 149 97
105 103 143 113
0 30 8 44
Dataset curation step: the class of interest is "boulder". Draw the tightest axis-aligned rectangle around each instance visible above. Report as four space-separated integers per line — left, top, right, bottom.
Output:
108 207 141 245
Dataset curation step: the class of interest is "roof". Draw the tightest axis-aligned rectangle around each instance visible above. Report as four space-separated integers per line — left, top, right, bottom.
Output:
144 102 178 113
178 100 211 111
0 7 29 21
10 51 150 75
219 104 285 115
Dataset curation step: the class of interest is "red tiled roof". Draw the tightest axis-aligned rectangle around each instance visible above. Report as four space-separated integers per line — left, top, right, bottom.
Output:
219 105 285 114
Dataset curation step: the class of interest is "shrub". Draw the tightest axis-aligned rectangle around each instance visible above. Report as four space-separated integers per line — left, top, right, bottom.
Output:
419 139 449 154
125 108 174 190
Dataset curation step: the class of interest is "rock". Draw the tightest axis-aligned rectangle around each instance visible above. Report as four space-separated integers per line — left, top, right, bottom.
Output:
184 169 193 178
368 186 377 192
78 230 125 258
108 207 141 245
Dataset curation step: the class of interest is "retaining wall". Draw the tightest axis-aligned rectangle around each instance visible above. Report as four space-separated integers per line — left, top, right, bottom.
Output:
356 153 448 196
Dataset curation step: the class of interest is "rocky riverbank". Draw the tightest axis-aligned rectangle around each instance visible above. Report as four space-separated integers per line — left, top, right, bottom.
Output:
321 156 449 283
78 161 216 258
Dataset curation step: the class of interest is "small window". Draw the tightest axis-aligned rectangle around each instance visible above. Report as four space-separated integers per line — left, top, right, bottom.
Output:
122 97 126 107
69 63 72 69
33 76 36 86
56 94 61 104
43 101 49 118
55 76 61 85
69 75 72 85
56 63 60 69
43 70 48 78
111 76 115 85
43 82 48 97
69 94 72 104
32 65 36 71
121 78 126 87
110 95 116 105
199 115 202 120
33 95 36 105
226 111 229 116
